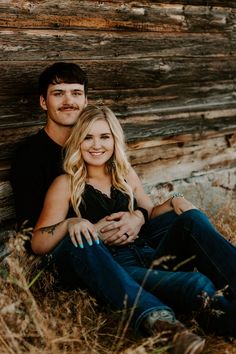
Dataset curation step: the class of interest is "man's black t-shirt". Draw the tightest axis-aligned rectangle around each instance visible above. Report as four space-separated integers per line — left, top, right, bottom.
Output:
10 129 63 228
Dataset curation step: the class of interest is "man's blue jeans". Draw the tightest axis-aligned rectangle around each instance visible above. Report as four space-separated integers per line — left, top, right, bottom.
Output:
149 209 236 298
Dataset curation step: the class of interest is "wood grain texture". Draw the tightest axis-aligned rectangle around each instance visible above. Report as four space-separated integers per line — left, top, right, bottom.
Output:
0 2 235 32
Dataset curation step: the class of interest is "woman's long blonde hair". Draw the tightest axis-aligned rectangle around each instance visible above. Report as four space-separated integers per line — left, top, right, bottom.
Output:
63 105 134 216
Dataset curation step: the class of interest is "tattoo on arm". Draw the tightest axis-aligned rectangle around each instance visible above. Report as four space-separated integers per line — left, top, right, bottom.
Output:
40 222 62 236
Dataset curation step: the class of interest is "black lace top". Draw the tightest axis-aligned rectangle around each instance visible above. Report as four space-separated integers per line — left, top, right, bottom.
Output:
76 184 136 223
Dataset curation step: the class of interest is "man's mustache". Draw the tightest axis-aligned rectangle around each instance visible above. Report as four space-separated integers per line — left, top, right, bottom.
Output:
59 105 80 110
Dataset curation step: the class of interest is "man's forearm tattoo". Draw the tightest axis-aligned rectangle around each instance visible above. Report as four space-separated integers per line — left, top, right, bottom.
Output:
40 222 62 236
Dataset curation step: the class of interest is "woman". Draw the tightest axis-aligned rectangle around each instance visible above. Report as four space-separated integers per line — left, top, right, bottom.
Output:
32 105 236 353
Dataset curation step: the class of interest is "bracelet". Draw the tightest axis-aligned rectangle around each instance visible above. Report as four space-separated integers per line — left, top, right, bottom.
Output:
135 207 149 224
171 192 184 199
170 192 184 207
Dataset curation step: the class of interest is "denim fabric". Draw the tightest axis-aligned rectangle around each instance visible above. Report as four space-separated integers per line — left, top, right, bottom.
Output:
45 209 236 332
144 210 179 247
152 209 236 298
109 243 216 313
48 235 172 332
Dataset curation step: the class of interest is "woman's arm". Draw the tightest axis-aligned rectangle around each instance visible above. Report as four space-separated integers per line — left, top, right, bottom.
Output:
126 167 154 217
127 168 196 219
32 174 72 254
32 174 100 254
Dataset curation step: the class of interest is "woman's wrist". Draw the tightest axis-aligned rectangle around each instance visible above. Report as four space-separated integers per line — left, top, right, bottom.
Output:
170 192 184 207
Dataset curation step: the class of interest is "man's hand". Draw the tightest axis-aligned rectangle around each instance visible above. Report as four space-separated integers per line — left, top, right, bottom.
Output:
98 210 145 246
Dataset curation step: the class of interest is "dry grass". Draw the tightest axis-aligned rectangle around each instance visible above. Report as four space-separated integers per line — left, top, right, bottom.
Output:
1 204 236 354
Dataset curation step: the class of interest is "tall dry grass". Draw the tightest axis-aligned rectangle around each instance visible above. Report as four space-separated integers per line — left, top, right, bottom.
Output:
1 204 236 354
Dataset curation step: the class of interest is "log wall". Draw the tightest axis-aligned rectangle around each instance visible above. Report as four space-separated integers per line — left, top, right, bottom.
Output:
0 0 236 224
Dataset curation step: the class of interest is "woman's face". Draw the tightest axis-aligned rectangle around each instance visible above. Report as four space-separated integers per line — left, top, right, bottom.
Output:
81 119 114 168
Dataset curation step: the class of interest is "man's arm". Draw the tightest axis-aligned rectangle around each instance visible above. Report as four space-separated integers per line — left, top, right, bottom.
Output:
10 145 46 229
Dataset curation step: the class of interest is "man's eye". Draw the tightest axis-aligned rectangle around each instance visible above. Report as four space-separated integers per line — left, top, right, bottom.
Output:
53 92 63 96
73 92 83 96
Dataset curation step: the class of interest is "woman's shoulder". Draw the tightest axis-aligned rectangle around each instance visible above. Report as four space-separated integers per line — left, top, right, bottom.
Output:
125 167 141 190
49 174 70 195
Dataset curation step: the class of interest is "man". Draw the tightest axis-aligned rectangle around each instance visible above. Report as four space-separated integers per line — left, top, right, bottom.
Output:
10 62 206 354
11 62 144 241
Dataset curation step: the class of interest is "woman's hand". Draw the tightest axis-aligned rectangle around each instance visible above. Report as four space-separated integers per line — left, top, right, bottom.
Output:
67 218 100 248
171 197 197 215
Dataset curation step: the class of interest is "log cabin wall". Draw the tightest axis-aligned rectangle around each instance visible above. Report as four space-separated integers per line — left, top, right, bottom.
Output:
0 0 236 226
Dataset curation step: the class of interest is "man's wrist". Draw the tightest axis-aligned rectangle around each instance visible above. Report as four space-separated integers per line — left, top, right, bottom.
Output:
134 207 149 224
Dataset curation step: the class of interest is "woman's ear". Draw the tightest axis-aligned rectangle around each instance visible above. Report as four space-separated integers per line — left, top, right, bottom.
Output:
40 95 47 111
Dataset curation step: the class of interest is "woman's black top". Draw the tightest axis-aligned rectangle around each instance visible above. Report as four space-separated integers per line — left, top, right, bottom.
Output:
78 184 136 223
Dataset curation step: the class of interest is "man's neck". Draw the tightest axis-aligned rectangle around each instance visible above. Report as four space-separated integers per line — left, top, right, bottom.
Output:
44 125 72 146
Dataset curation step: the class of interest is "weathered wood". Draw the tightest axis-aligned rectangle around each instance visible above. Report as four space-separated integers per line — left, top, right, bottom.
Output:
0 57 235 95
128 135 236 186
0 2 235 32
0 30 234 62
0 126 43 162
0 181 15 224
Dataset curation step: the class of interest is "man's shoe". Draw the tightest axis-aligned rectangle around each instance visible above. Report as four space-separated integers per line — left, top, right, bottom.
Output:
143 310 205 354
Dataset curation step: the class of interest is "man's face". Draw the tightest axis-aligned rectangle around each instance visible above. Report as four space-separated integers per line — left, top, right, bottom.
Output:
40 83 88 127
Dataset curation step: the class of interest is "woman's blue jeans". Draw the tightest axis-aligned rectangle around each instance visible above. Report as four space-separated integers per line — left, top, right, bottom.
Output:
46 209 236 332
47 235 172 332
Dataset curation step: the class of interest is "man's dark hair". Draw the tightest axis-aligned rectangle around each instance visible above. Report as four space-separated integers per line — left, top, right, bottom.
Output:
38 62 88 98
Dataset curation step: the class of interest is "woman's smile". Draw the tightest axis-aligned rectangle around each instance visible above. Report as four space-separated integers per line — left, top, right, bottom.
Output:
81 119 114 166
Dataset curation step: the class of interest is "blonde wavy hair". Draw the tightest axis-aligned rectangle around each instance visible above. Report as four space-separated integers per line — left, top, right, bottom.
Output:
63 105 134 216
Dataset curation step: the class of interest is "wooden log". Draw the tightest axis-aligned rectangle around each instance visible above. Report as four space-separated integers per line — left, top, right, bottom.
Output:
0 1 234 32
0 58 235 95
0 29 234 62
0 181 15 224
128 135 236 186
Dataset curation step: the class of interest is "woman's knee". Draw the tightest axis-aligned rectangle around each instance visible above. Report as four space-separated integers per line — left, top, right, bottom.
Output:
177 209 211 229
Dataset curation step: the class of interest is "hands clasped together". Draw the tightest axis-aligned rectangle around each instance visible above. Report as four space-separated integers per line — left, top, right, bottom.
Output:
67 210 143 249
67 196 197 249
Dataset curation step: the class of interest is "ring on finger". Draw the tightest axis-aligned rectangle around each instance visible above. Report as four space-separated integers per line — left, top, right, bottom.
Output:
124 233 129 239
